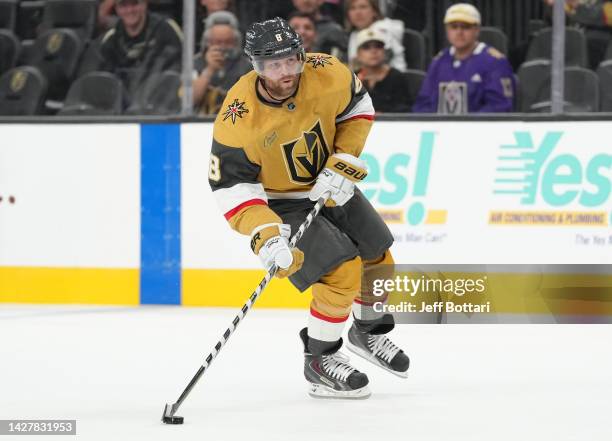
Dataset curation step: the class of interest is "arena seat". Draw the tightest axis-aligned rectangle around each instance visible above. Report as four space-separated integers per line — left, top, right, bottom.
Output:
563 66 599 112
527 66 599 113
40 0 98 40
126 70 182 115
597 60 612 111
75 39 105 78
517 59 551 112
526 27 588 67
0 0 18 32
603 40 612 61
479 26 508 55
58 71 123 115
528 19 547 37
27 28 84 104
0 29 20 76
404 69 425 111
0 66 48 115
403 29 427 70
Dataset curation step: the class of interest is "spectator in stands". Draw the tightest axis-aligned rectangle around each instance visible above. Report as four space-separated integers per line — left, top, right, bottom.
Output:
98 0 118 32
413 3 515 114
291 0 348 59
197 0 236 45
205 9 240 27
561 0 612 25
99 0 183 106
202 0 234 13
346 0 406 71
544 0 612 68
193 13 251 115
288 12 318 52
355 27 413 112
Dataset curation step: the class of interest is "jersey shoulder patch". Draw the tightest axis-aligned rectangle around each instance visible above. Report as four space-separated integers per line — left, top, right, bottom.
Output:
221 98 249 124
213 71 258 148
216 71 257 125
305 53 334 69
487 47 505 59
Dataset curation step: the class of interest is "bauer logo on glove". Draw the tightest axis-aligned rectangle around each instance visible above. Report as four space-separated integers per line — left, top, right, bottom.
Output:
332 160 367 181
250 232 262 252
309 153 368 207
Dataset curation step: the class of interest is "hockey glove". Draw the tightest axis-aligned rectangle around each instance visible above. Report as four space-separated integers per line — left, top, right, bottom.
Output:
309 153 368 207
250 224 304 278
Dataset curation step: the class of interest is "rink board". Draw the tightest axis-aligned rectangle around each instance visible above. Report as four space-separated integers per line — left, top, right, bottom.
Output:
1 121 611 306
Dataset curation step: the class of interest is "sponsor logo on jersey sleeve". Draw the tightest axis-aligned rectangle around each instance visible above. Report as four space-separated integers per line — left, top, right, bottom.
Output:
264 131 278 148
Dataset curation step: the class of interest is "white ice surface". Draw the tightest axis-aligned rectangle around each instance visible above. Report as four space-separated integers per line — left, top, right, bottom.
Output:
1 305 611 441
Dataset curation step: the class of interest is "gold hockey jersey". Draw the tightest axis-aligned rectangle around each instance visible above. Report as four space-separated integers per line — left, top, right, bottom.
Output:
208 53 375 236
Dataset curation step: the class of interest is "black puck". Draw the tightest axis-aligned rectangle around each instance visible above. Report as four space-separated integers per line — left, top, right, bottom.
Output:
162 415 184 425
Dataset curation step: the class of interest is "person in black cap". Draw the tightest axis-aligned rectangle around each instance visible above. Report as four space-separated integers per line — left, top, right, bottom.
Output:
291 0 348 59
99 0 183 106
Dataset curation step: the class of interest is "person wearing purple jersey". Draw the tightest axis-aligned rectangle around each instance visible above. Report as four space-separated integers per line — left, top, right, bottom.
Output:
412 3 515 114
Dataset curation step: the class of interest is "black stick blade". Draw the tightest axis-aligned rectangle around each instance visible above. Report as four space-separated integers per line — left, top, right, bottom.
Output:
162 403 184 425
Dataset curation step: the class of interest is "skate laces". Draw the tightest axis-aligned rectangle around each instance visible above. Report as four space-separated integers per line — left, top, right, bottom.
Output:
368 335 401 363
332 351 350 363
321 352 355 382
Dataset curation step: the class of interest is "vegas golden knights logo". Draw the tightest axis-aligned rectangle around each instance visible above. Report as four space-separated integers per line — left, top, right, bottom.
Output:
10 70 27 93
281 120 330 184
47 32 64 54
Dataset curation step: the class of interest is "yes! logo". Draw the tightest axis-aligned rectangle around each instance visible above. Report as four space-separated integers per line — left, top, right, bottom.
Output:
491 132 612 226
360 132 446 225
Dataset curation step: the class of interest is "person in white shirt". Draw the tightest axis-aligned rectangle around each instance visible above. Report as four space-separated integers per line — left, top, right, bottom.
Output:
345 0 406 71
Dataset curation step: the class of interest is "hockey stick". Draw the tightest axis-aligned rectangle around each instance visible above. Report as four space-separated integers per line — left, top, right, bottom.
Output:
162 193 330 424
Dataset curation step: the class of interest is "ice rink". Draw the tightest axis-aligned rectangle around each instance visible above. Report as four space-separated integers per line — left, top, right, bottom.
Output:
1 305 611 441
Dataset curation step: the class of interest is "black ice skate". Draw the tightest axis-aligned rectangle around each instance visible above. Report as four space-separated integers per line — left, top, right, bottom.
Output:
346 320 410 378
300 328 370 399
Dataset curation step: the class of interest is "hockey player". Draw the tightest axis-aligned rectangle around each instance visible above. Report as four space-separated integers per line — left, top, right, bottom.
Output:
208 17 409 399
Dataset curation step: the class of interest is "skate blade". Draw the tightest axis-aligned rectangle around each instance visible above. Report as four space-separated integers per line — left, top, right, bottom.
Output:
345 340 409 379
307 383 371 400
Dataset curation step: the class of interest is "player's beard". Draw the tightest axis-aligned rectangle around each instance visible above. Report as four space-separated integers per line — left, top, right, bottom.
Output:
263 74 300 101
